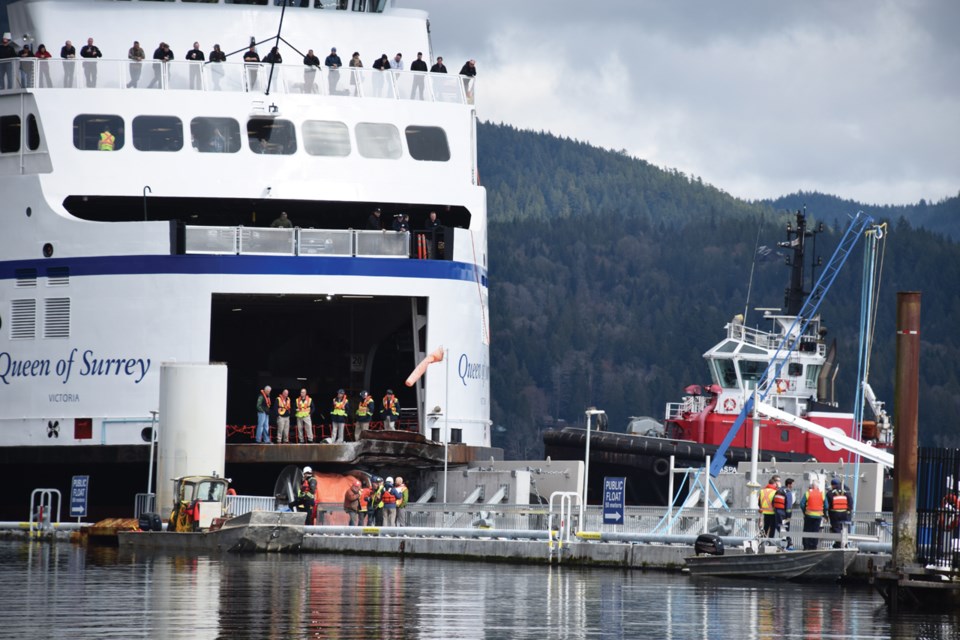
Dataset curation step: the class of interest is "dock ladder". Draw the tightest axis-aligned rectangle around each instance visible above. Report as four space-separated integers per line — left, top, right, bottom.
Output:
29 488 62 538
547 491 578 563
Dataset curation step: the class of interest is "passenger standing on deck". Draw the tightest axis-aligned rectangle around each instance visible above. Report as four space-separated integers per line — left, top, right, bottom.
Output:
59 39 76 88
758 475 781 539
827 478 852 548
344 480 361 526
299 466 317 525
127 40 145 88
348 51 362 96
243 44 260 90
355 390 373 440
395 476 409 527
410 51 427 99
382 477 401 527
372 53 389 96
0 34 16 90
255 385 272 443
270 211 292 228
35 44 52 88
80 37 102 88
302 49 319 94
458 59 476 101
208 44 226 90
324 46 341 95
430 56 447 73
149 42 173 89
296 388 314 443
381 389 400 431
185 41 205 90
330 389 349 443
366 207 383 230
799 481 825 550
276 389 291 443
781 478 796 548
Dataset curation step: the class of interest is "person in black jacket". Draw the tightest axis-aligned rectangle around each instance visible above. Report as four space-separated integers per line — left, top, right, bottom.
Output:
0 34 17 90
303 49 320 93
208 44 226 90
410 51 428 99
149 42 173 88
367 207 383 230
459 59 476 101
430 56 447 74
79 37 102 87
59 39 76 88
185 41 204 89
324 46 341 94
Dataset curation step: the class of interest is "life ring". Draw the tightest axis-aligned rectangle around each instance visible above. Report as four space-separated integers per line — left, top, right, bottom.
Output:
941 493 960 530
775 379 788 394
722 398 737 412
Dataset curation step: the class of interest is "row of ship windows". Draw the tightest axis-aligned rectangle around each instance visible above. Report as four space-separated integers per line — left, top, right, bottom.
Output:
0 114 452 161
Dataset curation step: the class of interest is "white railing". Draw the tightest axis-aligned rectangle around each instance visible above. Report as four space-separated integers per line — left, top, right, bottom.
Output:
0 59 475 104
185 225 411 258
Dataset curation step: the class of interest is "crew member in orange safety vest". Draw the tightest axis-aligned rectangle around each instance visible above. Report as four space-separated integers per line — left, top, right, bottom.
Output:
98 127 115 150
799 482 825 550
758 475 782 539
295 388 314 444
381 389 399 431
355 390 373 441
826 478 851 548
330 389 349 443
276 389 291 443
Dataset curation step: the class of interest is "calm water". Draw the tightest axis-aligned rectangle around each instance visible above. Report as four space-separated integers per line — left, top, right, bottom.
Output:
1 540 958 640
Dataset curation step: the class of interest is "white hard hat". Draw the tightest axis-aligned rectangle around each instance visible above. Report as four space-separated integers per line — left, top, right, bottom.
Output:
385 476 394 484
303 466 312 474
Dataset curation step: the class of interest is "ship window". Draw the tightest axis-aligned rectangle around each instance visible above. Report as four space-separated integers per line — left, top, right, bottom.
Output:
355 122 402 159
303 120 351 157
739 360 766 389
780 429 790 442
44 298 71 338
73 114 125 151
191 117 241 153
247 118 297 155
788 362 802 377
405 125 450 162
739 344 766 356
27 115 41 151
133 116 184 152
714 340 737 354
711 359 738 389
0 115 20 153
10 299 36 340
805 364 821 388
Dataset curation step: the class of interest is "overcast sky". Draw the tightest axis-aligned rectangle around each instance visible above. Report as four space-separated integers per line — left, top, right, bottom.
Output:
404 0 959 206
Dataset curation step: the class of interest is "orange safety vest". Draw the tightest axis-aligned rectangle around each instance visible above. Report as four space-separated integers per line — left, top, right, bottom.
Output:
359 486 371 510
759 485 777 515
277 396 290 416
381 488 397 506
332 396 348 417
804 488 824 516
99 131 115 151
383 396 398 416
357 397 373 417
772 490 787 511
260 389 271 408
296 395 312 418
829 490 849 512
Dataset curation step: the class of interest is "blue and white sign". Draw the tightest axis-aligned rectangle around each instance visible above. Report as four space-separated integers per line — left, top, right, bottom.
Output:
70 475 89 518
602 476 625 524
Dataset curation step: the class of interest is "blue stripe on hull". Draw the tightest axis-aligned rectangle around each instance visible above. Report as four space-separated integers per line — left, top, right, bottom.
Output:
0 254 488 286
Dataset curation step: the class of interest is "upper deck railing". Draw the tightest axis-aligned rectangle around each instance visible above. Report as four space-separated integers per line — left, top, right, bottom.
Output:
0 59 476 104
724 320 824 356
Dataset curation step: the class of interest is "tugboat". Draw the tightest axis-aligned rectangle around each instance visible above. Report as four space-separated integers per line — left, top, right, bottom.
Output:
544 210 891 505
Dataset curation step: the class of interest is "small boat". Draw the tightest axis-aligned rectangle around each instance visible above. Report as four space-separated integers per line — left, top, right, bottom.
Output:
685 546 858 580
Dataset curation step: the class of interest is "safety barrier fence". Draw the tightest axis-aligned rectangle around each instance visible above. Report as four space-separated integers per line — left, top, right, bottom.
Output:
0 59 476 104
917 447 960 570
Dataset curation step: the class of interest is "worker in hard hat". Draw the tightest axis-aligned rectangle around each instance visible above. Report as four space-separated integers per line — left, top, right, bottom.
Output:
298 466 317 525
331 388 349 443
355 390 373 440
343 479 362 526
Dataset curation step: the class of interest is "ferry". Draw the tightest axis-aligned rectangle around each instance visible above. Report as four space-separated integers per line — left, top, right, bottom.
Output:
545 210 893 505
0 0 490 520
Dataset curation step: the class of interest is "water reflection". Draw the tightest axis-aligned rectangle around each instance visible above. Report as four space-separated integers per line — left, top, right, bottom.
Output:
2 541 960 640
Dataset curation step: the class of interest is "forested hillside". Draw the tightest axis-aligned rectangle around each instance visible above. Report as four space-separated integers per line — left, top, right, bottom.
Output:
478 123 960 459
